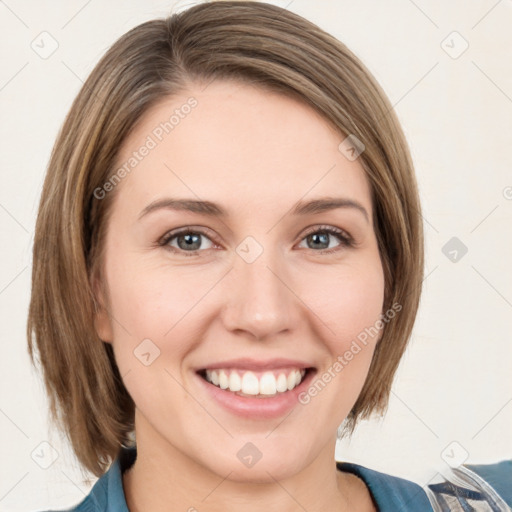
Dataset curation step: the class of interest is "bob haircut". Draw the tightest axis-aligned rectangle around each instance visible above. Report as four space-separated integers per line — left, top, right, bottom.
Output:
27 0 424 478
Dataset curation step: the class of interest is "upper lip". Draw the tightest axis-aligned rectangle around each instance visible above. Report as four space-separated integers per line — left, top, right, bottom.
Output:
196 358 315 371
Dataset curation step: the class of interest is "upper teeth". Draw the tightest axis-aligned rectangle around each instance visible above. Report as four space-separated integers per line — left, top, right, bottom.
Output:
205 368 306 395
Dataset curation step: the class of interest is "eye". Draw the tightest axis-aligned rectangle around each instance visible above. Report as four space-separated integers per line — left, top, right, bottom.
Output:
158 225 355 257
159 228 217 257
297 225 354 254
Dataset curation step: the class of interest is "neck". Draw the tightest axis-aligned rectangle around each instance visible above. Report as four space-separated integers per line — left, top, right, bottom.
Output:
122 414 368 511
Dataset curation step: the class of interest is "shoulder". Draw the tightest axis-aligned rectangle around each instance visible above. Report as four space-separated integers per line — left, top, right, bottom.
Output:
431 460 512 509
465 460 512 505
337 459 512 511
39 447 136 512
337 461 434 510
37 474 115 512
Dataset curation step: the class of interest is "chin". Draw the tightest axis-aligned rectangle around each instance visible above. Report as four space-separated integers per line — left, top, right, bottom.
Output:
196 437 313 483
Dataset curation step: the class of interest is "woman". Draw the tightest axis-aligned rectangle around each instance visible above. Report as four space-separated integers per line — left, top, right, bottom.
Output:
27 1 511 510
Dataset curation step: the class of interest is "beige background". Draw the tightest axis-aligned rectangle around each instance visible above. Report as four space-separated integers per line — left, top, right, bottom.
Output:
0 0 511 509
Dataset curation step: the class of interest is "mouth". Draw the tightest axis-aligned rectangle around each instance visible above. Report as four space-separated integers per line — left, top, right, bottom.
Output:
196 367 315 398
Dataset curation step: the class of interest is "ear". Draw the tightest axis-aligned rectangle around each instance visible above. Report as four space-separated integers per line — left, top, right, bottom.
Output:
91 275 114 343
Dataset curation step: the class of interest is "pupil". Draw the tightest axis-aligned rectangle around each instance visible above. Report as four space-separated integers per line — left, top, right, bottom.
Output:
179 233 201 250
310 232 328 249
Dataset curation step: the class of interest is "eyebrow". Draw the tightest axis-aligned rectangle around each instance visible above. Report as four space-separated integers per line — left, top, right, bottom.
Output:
138 196 369 223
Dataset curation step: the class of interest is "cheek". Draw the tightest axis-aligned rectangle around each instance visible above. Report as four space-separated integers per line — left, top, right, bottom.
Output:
104 234 192 324
104 257 208 362
104 265 198 410
296 261 384 417
305 259 385 352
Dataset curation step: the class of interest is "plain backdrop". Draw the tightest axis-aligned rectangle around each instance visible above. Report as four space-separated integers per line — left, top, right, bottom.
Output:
1 0 511 510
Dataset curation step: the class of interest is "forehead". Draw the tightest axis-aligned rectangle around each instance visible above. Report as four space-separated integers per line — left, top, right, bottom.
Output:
111 80 372 220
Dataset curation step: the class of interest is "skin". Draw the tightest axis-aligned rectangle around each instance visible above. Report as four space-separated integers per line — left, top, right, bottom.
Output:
93 80 383 511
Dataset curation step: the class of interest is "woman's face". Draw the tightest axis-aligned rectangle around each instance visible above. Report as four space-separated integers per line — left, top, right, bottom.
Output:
94 80 385 481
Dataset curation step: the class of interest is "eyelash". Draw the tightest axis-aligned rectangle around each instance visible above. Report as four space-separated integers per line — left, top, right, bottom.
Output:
158 225 355 257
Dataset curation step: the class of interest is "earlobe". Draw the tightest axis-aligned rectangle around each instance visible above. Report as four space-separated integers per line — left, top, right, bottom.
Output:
94 306 114 344
91 276 114 343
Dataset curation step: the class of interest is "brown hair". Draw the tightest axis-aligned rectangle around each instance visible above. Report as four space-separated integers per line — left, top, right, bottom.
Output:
27 0 424 478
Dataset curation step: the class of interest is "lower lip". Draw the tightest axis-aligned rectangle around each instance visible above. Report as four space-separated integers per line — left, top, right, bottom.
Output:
195 369 316 419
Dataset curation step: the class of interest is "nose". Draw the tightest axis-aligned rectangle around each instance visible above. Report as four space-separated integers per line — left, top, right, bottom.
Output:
220 245 299 340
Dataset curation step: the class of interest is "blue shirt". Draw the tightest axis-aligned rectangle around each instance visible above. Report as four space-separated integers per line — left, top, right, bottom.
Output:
41 447 512 511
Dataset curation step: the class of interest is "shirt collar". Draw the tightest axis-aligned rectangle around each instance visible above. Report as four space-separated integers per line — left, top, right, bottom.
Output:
84 445 136 511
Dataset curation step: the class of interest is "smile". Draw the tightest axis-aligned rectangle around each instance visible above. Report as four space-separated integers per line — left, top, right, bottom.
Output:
201 368 308 397
194 360 317 418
